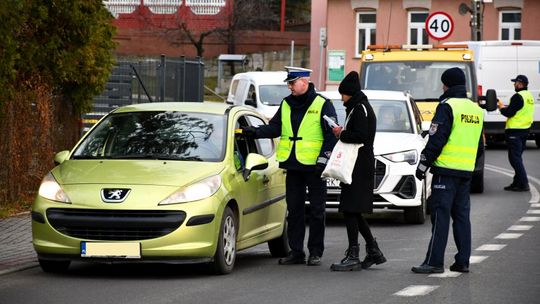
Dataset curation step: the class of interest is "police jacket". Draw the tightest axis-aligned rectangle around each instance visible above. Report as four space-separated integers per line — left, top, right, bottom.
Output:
254 83 338 171
500 86 531 134
419 85 484 178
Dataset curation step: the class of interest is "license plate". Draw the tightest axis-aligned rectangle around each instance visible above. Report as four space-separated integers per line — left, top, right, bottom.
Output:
325 178 341 187
81 242 141 259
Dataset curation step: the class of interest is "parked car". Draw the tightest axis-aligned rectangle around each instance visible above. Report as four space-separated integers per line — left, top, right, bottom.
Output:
32 102 288 274
226 71 290 119
319 90 431 224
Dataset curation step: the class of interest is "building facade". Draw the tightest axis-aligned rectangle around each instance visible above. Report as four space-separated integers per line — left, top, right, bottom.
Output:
311 0 540 90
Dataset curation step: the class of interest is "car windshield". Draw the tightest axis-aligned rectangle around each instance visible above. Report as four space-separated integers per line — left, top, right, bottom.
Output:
333 99 413 133
362 62 473 100
259 85 290 106
72 111 226 161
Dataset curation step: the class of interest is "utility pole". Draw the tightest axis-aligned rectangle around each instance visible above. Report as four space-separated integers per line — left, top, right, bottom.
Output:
470 0 483 41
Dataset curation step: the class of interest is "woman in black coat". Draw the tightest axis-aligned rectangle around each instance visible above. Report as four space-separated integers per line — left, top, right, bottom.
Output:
330 71 387 271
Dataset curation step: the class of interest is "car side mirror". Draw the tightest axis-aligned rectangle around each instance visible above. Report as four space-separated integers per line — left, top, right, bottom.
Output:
479 89 497 112
420 121 431 137
245 98 257 107
242 153 268 180
54 150 70 165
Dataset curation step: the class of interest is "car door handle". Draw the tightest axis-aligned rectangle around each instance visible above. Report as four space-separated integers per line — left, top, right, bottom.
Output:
262 175 270 184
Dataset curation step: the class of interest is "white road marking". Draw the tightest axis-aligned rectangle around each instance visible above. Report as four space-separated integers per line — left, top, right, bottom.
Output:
485 164 540 203
526 209 540 214
394 285 439 297
495 233 523 239
476 244 506 251
531 203 540 207
429 271 462 278
470 255 489 263
520 217 540 222
508 225 533 231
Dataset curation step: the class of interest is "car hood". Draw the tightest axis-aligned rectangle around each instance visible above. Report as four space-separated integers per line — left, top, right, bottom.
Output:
52 160 224 187
374 132 426 155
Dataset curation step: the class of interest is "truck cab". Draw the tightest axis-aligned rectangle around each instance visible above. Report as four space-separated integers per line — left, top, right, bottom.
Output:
359 44 496 193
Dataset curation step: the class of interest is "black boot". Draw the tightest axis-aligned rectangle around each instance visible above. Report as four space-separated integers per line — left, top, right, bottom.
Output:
330 245 361 271
361 239 386 269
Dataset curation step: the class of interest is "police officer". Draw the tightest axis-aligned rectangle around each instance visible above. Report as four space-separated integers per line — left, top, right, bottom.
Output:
412 67 484 274
241 66 337 266
498 74 534 192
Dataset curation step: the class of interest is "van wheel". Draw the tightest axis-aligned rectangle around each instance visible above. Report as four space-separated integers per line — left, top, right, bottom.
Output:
212 207 237 275
404 181 426 224
268 220 289 257
470 170 484 193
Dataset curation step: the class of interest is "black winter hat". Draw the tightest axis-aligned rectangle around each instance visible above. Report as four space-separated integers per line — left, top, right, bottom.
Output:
338 71 361 96
441 67 466 87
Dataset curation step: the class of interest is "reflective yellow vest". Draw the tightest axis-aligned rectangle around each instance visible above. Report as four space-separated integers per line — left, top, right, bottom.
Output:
276 96 325 164
433 98 484 172
506 90 534 129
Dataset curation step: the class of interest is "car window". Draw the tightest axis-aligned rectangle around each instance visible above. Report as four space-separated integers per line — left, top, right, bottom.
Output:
246 115 274 157
73 111 226 161
259 85 290 106
409 97 423 133
371 99 413 133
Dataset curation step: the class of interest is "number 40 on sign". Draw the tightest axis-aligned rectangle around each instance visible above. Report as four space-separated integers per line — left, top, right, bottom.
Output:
425 11 454 41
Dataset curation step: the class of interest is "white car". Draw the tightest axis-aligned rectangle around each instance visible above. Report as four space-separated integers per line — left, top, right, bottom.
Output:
319 90 431 224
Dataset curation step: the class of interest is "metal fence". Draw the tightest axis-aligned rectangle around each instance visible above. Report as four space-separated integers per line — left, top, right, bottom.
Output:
82 55 205 132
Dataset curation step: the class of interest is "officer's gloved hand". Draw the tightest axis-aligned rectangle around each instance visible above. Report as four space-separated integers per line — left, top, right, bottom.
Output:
415 163 428 180
315 161 327 177
241 126 257 138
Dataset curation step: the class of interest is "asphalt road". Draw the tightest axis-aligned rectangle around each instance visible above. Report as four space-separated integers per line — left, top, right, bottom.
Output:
0 143 539 304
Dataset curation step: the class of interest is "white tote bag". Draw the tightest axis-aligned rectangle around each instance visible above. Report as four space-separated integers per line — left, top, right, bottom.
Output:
321 140 363 184
321 105 365 184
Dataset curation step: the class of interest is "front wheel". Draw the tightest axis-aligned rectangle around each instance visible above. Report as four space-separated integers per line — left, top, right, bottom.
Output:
404 180 427 224
268 220 289 257
212 207 237 275
38 259 70 273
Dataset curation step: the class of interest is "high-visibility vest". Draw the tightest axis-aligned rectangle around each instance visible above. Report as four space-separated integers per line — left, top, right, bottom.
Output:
433 98 484 172
506 90 534 129
276 96 325 164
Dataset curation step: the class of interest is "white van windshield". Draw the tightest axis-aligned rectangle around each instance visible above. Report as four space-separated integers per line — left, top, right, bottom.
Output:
259 85 291 106
362 62 474 101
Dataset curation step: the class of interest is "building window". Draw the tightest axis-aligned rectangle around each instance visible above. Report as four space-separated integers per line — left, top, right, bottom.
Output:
356 12 376 57
500 11 521 40
408 11 428 45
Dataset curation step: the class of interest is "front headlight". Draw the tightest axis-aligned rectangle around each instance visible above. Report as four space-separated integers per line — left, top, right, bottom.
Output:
38 172 71 203
159 175 222 205
381 150 418 165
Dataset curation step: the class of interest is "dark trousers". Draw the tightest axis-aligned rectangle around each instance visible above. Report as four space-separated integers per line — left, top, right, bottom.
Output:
506 131 529 188
285 170 327 257
423 174 471 268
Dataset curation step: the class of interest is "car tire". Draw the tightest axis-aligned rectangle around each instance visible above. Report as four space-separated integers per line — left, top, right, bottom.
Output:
470 170 484 193
404 180 426 224
267 220 289 257
535 135 540 148
38 259 70 273
212 207 237 275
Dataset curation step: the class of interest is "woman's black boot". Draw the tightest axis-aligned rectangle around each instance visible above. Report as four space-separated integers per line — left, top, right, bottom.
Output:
330 245 361 271
361 239 386 269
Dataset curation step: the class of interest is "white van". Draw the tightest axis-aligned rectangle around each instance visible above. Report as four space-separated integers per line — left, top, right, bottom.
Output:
448 40 540 147
226 71 291 119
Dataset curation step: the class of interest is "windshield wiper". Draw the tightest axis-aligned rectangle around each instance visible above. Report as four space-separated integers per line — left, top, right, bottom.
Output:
71 155 105 160
109 154 182 160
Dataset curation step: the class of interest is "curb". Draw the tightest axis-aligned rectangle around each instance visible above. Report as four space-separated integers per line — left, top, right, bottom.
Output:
0 262 39 276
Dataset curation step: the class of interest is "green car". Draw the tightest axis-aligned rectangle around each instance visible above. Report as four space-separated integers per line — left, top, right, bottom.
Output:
32 102 288 274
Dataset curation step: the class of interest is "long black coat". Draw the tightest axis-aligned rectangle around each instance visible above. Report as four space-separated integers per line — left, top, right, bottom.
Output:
338 91 376 213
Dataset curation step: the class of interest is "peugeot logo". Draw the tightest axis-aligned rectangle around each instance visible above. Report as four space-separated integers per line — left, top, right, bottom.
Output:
101 188 131 203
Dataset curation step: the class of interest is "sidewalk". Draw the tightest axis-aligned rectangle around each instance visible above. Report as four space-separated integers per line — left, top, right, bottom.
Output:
0 213 38 275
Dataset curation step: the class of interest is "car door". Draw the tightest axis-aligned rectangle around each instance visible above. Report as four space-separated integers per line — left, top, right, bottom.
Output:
230 114 285 243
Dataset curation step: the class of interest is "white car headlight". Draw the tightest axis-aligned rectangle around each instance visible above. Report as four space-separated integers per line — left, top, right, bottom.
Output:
382 150 418 165
159 175 222 205
38 172 71 203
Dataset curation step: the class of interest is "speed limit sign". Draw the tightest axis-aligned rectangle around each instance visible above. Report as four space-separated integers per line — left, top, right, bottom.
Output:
425 12 454 41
